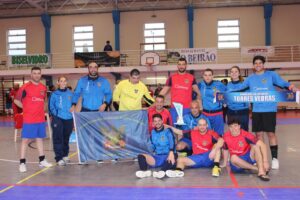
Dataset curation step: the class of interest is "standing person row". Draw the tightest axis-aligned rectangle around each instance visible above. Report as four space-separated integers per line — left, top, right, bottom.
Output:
14 67 52 172
159 57 202 125
49 76 73 166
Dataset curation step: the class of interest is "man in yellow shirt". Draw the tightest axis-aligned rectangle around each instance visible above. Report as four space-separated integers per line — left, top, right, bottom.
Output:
113 69 154 111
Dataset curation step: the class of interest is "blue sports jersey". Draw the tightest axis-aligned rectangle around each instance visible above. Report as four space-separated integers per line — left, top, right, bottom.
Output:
151 127 175 155
228 71 290 112
49 89 73 120
72 75 112 111
226 80 249 111
198 80 226 111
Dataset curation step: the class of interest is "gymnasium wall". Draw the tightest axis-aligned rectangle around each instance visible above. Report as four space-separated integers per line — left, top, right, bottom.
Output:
0 4 299 56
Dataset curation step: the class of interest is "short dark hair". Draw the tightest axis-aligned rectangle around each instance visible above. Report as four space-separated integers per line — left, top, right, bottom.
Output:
130 68 140 76
204 68 214 75
152 113 162 120
155 95 165 100
227 118 241 126
253 55 265 64
87 61 98 67
106 40 110 44
178 57 187 64
31 66 41 72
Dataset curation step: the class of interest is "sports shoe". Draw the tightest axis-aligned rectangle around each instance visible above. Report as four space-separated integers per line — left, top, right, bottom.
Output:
153 171 166 179
212 166 221 177
166 170 184 178
39 159 53 168
97 160 104 164
19 163 27 173
57 160 66 166
272 158 279 169
63 157 70 163
135 170 152 178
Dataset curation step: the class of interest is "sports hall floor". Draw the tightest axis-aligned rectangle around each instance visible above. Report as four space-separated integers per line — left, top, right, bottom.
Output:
0 111 300 200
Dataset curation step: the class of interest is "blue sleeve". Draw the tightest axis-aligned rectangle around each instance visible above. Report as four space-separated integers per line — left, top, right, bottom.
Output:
227 78 250 92
49 93 57 116
167 129 175 151
72 79 83 104
219 81 227 92
272 72 290 89
104 79 112 104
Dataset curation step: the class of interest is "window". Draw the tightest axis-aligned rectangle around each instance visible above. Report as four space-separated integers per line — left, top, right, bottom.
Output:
144 23 166 51
73 25 94 52
217 20 240 49
7 29 26 55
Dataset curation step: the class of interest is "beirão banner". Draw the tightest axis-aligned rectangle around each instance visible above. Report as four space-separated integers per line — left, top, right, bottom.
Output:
216 91 298 103
73 110 152 163
8 54 51 68
167 48 217 64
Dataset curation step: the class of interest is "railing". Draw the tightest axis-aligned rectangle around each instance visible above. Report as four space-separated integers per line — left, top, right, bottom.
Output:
0 44 300 70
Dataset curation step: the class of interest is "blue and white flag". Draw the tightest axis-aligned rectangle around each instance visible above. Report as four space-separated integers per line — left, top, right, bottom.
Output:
73 110 152 163
216 91 297 103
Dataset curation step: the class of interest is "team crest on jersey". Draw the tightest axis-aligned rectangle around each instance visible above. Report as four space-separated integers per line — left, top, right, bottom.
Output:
262 79 267 84
160 135 165 141
184 79 189 84
134 89 139 94
97 82 101 87
68 96 72 101
238 141 244 147
202 140 208 146
40 90 45 96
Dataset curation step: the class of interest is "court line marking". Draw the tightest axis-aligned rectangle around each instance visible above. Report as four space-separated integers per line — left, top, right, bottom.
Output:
0 152 78 194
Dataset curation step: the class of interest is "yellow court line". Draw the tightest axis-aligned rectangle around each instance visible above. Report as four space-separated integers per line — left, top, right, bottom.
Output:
0 152 78 194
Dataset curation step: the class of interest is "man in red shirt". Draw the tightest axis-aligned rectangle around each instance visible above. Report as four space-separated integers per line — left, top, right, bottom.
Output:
223 118 270 181
159 57 202 125
165 118 223 178
148 95 172 133
14 67 53 173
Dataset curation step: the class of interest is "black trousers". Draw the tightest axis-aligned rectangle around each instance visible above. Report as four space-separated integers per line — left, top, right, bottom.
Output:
51 116 74 162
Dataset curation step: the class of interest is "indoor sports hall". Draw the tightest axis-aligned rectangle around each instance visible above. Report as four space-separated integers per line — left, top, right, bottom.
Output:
0 0 300 199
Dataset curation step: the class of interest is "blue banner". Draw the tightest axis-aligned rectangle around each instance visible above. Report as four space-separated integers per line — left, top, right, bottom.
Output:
216 91 297 103
73 110 152 163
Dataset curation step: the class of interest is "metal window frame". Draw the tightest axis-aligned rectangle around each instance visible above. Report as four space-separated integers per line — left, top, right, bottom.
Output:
7 28 27 55
73 25 94 53
144 22 166 51
217 19 240 49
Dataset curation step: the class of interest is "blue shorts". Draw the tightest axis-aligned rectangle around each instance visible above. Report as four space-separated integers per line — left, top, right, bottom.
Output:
203 113 224 136
230 150 256 173
179 137 192 150
150 154 169 168
188 151 214 168
22 123 46 139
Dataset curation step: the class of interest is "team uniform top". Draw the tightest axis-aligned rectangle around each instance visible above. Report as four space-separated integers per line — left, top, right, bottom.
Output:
198 80 226 111
151 127 175 155
16 81 47 124
229 71 290 112
191 129 219 155
226 80 249 111
223 129 257 156
49 88 73 120
113 80 154 111
72 75 112 111
166 73 197 109
148 107 173 132
178 113 211 139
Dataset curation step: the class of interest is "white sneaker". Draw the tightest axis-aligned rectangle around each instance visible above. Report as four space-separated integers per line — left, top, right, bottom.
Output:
272 158 279 169
166 170 184 178
135 170 152 178
63 157 70 163
19 163 27 173
153 171 166 179
39 159 53 168
57 160 66 166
